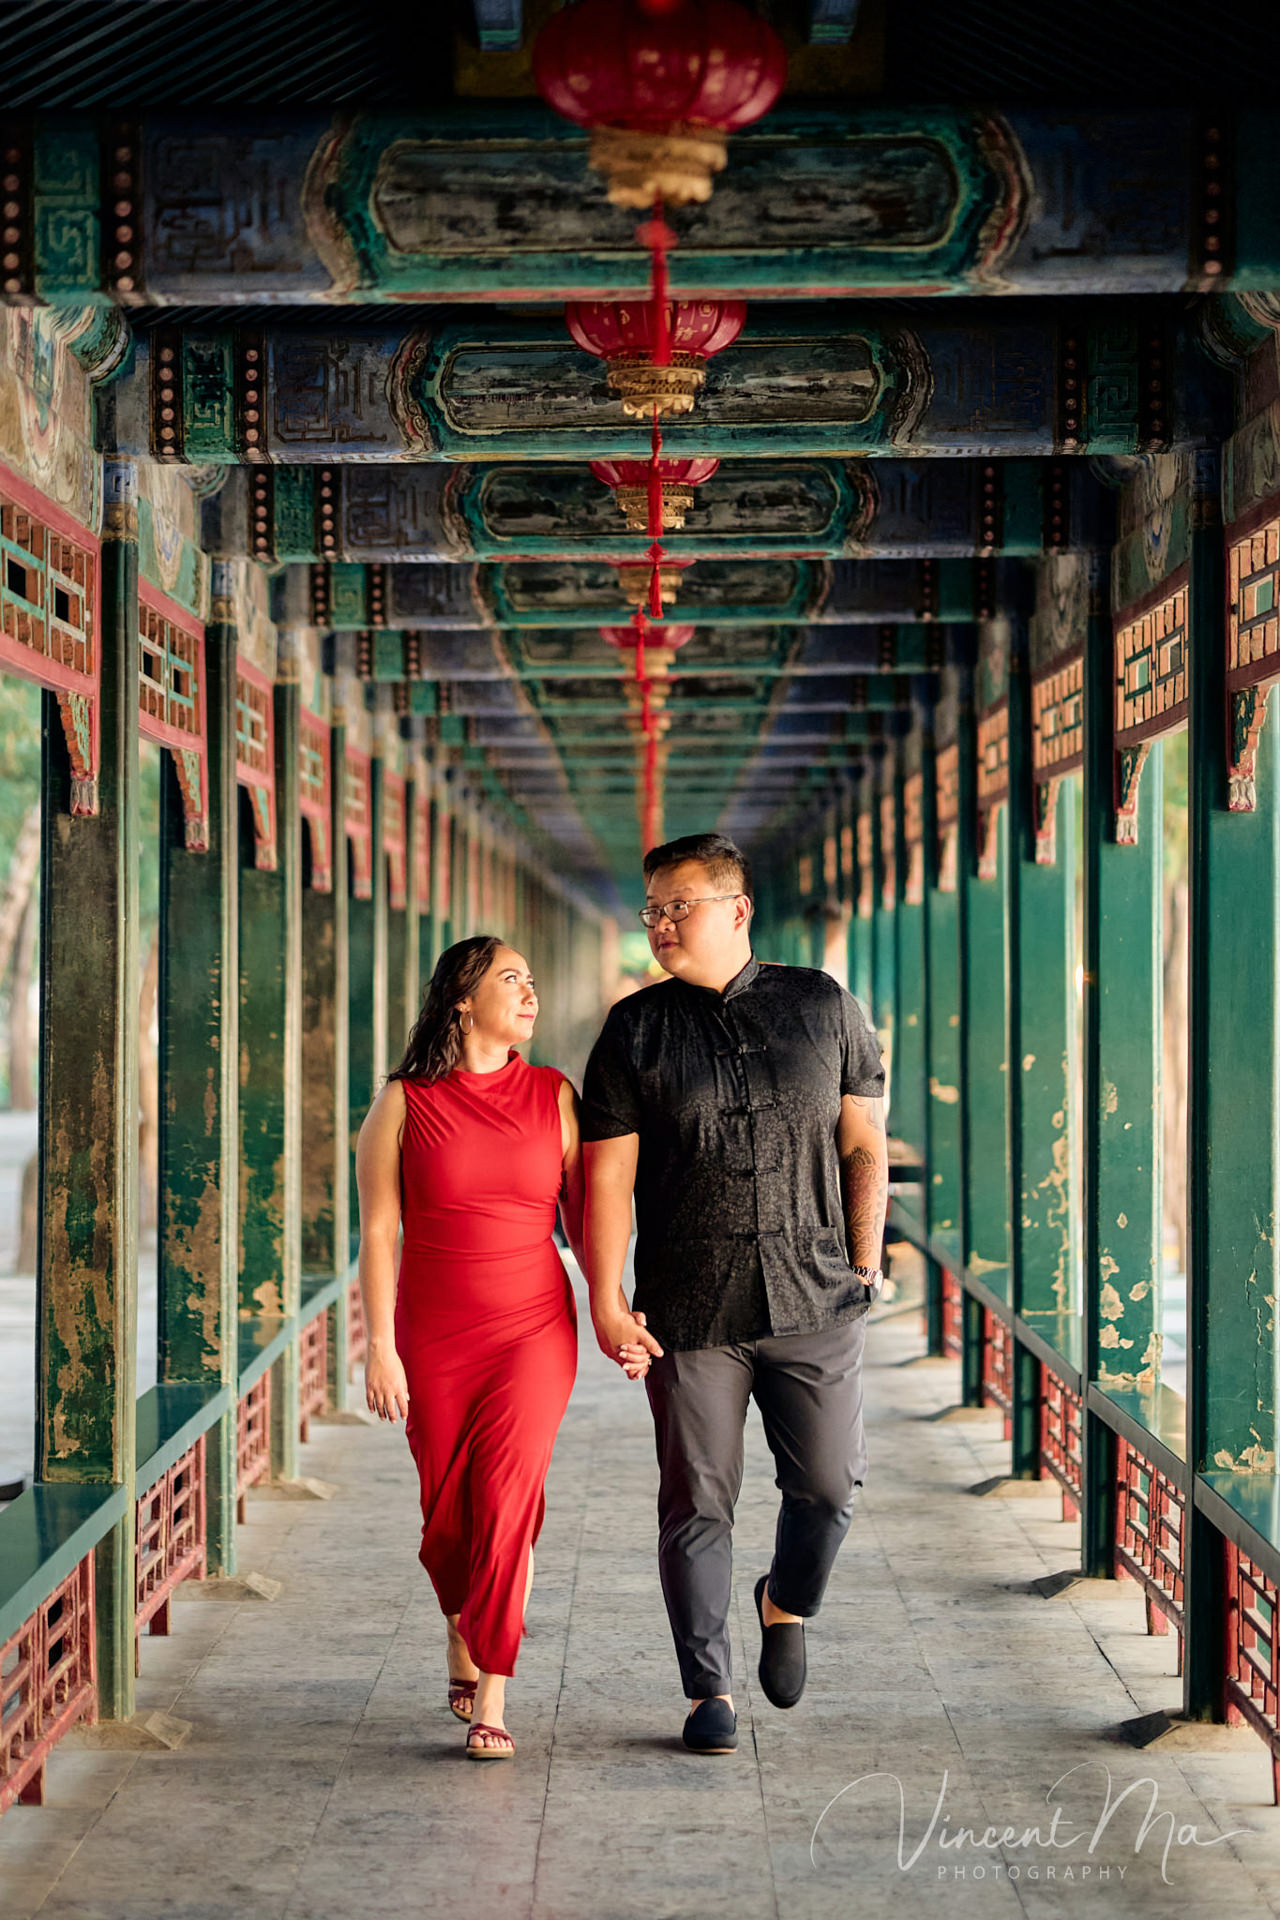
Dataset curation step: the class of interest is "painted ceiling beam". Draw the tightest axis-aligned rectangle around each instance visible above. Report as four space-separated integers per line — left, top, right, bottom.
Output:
372 623 961 680
809 0 861 43
472 0 522 53
207 459 1101 563
118 304 1223 463
5 109 1271 304
302 557 1027 628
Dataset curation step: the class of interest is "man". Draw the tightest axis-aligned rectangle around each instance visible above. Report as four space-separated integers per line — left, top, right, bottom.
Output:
581 831 888 1756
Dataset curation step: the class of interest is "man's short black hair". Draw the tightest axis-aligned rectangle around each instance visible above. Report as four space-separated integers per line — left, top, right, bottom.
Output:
643 832 754 902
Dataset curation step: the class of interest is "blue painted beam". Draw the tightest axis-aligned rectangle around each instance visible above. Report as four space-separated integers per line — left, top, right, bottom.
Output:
810 0 861 44
473 0 523 51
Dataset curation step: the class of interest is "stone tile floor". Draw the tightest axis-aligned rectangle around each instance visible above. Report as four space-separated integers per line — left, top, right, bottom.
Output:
3 1279 1279 1920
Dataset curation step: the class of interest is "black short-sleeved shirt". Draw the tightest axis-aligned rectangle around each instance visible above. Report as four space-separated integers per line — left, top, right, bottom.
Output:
581 955 885 1351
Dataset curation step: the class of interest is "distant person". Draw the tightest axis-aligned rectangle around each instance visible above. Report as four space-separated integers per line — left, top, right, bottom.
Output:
356 935 651 1761
581 833 888 1756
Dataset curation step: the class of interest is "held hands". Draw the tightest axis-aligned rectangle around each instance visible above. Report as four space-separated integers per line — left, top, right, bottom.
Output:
365 1340 411 1423
593 1299 663 1382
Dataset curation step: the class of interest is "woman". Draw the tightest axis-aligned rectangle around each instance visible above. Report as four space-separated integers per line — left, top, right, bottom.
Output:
356 934 650 1761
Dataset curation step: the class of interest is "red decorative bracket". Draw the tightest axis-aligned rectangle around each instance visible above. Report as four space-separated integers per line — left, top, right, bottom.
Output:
298 709 333 893
138 581 209 851
413 785 431 916
1030 647 1084 865
1113 574 1188 845
976 698 1009 879
383 769 407 911
233 655 276 870
1227 511 1280 811
344 747 373 901
0 462 101 817
879 790 896 911
902 771 925 905
934 743 960 893
855 809 873 920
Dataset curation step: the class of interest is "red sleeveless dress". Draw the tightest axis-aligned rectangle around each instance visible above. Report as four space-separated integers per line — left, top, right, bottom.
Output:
395 1051 577 1678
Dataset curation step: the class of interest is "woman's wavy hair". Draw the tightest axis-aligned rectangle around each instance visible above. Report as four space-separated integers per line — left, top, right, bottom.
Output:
389 933 504 1086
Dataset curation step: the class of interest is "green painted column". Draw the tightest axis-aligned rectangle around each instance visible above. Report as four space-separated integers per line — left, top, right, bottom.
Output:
238 675 302 1480
157 603 239 1574
1080 605 1161 1575
1183 455 1271 1719
870 762 899 1153
302 709 351 1393
1004 617 1072 1476
925 740 963 1276
403 765 422 1044
431 774 452 962
849 780 874 1012
452 806 469 940
385 889 407 1067
37 459 140 1718
891 752 929 1237
963 825 1010 1285
417 778 437 985
300 709 348 1274
369 756 389 1090
954 678 985 1405
347 773 377 1239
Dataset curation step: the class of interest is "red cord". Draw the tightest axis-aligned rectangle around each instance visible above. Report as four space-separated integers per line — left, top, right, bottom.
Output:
631 608 661 852
650 193 671 367
647 408 664 540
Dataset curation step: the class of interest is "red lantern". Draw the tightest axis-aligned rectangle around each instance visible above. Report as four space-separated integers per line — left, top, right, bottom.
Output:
590 456 719 532
567 298 745 417
534 0 787 208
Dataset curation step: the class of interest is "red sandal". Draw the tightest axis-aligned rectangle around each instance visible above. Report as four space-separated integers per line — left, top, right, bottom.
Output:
465 1721 515 1761
448 1680 477 1722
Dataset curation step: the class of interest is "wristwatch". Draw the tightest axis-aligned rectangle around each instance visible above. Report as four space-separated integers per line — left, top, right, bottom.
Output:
851 1264 884 1296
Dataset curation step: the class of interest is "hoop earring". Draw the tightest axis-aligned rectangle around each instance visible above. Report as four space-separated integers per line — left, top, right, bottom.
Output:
458 1010 474 1036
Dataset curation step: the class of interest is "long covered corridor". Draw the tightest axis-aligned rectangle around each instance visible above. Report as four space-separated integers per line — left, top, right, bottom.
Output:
7 1269 1280 1920
6 0 1280 1913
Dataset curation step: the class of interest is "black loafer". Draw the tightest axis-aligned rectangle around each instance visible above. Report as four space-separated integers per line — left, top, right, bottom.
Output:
682 1697 738 1754
754 1573 807 1709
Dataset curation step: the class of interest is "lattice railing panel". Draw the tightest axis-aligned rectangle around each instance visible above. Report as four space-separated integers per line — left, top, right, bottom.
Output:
1039 1363 1083 1518
135 1436 206 1648
1114 1436 1185 1656
980 1306 1013 1435
0 1554 96 1813
347 1277 368 1374
236 1374 272 1522
940 1265 962 1359
298 1311 329 1445
1225 1539 1280 1805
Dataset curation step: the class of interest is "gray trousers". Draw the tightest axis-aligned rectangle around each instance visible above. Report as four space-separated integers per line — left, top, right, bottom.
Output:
643 1318 868 1700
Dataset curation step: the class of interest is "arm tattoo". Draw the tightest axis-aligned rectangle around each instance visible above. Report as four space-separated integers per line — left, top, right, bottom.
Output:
839 1143 889 1268
848 1096 885 1134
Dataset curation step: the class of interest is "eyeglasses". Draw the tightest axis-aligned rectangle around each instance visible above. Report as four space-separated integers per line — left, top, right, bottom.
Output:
638 894 740 929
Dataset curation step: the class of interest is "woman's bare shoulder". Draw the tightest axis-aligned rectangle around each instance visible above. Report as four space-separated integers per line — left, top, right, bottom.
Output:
362 1076 408 1134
